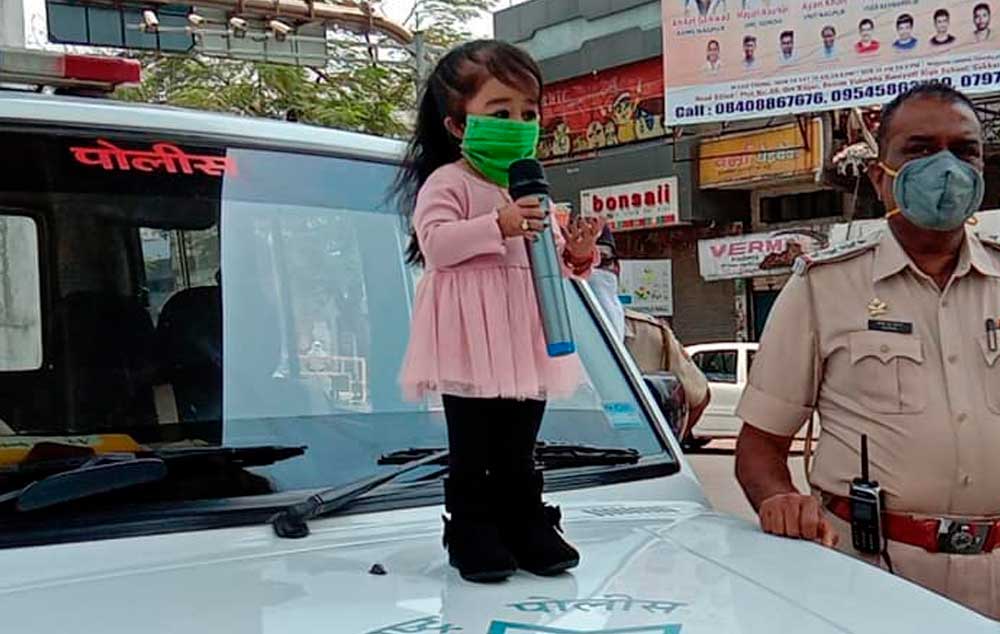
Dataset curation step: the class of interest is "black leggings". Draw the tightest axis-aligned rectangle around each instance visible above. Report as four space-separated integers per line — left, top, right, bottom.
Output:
442 395 545 479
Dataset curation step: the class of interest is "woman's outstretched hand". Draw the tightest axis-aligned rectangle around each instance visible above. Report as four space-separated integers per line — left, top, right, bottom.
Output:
563 216 605 261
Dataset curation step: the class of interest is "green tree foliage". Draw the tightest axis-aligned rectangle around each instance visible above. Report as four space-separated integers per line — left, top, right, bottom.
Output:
407 0 494 46
115 0 496 136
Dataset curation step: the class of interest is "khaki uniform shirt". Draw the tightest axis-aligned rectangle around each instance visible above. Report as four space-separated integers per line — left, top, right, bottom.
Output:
736 228 1000 619
624 310 709 408
738 227 1000 515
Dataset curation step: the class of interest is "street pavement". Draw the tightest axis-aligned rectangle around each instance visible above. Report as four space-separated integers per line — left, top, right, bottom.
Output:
686 446 808 523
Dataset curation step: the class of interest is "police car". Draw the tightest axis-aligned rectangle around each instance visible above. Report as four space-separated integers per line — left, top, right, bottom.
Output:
0 48 994 633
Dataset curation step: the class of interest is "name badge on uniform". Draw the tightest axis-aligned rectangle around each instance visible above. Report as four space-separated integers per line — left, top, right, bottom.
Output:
868 319 913 335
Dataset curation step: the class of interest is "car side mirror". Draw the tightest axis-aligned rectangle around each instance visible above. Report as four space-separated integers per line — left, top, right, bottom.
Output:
642 372 687 440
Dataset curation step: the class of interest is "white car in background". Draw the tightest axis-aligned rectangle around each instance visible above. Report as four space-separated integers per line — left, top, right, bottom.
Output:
686 342 819 441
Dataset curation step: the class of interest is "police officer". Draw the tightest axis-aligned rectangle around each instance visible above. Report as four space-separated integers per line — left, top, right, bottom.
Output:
624 310 710 432
735 84 1000 619
587 228 711 432
589 227 627 339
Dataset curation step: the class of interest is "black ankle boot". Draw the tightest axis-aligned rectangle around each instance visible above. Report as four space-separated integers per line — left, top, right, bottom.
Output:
496 471 580 576
442 477 517 583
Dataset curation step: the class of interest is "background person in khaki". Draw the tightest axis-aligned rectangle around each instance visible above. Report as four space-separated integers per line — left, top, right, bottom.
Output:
587 227 711 430
734 84 1000 619
624 310 710 430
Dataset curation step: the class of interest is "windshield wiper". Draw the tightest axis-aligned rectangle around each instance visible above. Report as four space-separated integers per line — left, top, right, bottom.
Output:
272 449 449 539
0 444 305 477
378 442 641 471
271 443 641 540
533 442 641 468
0 445 306 512
0 455 168 512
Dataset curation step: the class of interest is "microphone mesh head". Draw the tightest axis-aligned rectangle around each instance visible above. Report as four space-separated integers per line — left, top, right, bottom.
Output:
508 158 549 199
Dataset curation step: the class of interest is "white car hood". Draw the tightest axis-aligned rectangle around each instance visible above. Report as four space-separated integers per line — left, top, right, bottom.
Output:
0 500 992 633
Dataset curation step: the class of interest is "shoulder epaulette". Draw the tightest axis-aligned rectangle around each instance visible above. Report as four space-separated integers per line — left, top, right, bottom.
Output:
624 309 661 326
793 231 882 276
979 233 1000 250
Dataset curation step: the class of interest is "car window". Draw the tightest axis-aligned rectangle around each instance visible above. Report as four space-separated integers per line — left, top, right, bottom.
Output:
141 227 219 324
693 350 737 384
0 216 42 372
220 147 670 492
747 349 756 373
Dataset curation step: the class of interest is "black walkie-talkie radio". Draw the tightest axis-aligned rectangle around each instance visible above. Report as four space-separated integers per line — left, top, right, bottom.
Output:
849 434 884 554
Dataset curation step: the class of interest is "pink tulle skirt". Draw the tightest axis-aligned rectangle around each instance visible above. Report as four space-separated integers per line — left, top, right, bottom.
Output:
400 265 584 401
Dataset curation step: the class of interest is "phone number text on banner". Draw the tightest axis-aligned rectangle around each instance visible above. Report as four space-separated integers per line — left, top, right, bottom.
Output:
662 0 1000 125
669 53 1000 125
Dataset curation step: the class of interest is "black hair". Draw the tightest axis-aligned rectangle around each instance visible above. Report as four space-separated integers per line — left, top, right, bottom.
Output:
708 39 720 48
743 34 757 44
934 8 950 21
821 25 836 36
780 30 794 40
393 40 542 266
597 226 616 254
975 2 991 14
897 14 914 28
876 83 979 156
859 18 874 30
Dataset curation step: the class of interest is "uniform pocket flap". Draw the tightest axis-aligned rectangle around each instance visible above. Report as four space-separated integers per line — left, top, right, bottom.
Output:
979 334 1000 368
849 331 924 365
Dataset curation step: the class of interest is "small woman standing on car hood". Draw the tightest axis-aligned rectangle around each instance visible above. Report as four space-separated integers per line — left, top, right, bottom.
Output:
395 40 602 583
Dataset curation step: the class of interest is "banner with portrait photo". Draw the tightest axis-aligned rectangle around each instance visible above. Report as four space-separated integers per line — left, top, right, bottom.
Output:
663 0 1000 125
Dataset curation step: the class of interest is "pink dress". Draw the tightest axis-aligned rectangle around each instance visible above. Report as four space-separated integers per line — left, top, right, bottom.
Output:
400 162 593 402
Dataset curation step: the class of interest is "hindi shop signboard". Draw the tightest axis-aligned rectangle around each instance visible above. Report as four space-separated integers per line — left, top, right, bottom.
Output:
699 118 824 188
581 177 680 231
698 228 829 281
662 1 1000 125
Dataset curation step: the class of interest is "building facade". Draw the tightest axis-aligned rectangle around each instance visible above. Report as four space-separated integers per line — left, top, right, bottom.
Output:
497 0 838 343
497 0 1000 343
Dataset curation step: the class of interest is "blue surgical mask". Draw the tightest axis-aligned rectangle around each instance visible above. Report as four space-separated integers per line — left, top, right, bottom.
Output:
881 150 985 231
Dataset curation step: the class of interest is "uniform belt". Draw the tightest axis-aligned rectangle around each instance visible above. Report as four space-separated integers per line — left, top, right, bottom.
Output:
827 495 1000 555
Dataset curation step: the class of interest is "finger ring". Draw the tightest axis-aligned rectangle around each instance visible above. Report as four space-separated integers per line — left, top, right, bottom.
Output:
521 219 531 232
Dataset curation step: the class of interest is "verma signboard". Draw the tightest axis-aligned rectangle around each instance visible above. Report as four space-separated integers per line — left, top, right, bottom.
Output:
698 228 829 281
701 211 1000 281
662 0 1000 125
581 177 680 231
699 118 824 188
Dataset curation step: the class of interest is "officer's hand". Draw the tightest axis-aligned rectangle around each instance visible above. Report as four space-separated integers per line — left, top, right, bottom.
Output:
759 492 840 548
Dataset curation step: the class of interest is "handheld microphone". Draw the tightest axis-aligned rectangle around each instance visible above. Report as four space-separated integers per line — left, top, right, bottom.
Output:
508 158 576 357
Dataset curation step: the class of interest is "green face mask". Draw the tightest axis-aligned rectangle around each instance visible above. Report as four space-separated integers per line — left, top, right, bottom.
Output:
461 115 540 187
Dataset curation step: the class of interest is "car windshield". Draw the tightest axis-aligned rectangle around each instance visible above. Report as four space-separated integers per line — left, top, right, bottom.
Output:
0 128 672 520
